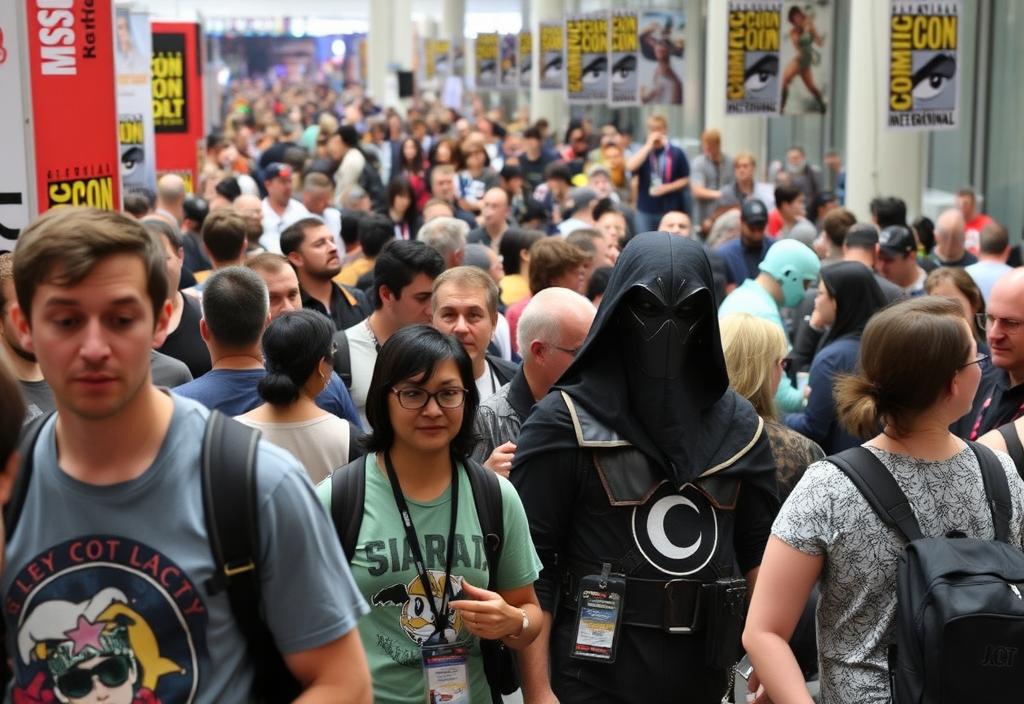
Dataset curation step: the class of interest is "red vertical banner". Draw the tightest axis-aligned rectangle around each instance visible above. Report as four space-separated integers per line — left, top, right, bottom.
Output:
26 0 120 213
152 21 203 193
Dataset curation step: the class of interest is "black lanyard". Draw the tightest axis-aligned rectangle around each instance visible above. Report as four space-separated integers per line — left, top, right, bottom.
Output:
383 451 460 643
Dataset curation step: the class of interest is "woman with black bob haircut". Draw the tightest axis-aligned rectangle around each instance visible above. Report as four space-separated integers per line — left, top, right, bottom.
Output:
236 309 358 483
318 325 543 704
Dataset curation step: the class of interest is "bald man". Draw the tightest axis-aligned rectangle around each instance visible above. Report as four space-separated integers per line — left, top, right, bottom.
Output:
155 173 186 225
968 270 1024 438
929 208 976 268
467 187 511 249
472 286 597 476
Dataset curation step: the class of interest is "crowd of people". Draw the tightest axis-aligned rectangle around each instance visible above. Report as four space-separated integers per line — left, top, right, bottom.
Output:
1 75 1023 704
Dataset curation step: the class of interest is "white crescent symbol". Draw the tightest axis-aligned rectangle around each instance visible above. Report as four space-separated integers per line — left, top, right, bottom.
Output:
646 495 700 559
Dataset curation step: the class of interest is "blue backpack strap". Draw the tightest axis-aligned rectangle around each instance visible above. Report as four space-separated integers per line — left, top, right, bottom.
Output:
968 440 1012 544
827 447 924 543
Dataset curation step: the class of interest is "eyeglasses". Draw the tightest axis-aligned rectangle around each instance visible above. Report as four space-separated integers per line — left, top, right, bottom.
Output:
546 343 582 358
979 313 1023 334
959 352 989 369
56 655 132 698
391 387 468 410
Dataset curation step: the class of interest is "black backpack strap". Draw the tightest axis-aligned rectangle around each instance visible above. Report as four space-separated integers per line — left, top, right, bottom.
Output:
331 328 352 389
996 423 1024 477
968 440 1013 544
828 447 924 543
5 412 54 541
465 458 504 590
330 455 367 562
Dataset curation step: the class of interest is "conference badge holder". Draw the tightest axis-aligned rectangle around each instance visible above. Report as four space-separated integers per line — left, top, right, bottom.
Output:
422 638 472 704
570 562 625 663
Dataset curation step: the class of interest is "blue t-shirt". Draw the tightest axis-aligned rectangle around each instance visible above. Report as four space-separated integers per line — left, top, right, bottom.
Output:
2 394 368 704
174 368 362 429
785 336 862 454
718 236 777 285
636 144 690 215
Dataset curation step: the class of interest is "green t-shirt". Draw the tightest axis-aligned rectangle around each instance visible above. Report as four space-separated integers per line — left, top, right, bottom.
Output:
317 454 542 704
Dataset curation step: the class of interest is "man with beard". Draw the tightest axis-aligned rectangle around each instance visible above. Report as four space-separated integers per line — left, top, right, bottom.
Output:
512 232 778 703
281 218 372 331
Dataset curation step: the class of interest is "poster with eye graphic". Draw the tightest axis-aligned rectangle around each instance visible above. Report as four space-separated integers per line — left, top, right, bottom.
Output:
886 0 961 130
566 13 609 104
500 33 519 90
637 9 687 105
519 30 532 89
539 22 565 91
475 33 499 89
725 0 783 115
609 11 639 106
779 1 831 114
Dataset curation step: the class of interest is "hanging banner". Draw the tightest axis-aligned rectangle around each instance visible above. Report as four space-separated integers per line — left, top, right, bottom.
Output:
430 39 451 79
566 13 609 104
475 32 498 89
115 8 157 196
152 22 204 193
499 33 518 90
725 0 783 115
518 30 532 89
638 9 687 105
539 22 564 91
609 11 639 106
779 2 831 114
0 1 34 245
27 0 120 213
886 0 961 131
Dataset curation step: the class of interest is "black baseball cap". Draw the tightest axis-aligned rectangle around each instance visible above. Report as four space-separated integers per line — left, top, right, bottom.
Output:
740 199 769 227
878 225 916 256
265 163 293 181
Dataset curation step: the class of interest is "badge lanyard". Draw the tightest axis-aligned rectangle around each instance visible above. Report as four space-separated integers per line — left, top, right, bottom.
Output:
383 451 460 643
649 149 672 187
969 395 1024 441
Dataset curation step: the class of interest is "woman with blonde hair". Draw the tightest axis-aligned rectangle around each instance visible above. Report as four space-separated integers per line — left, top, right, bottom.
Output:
721 313 823 498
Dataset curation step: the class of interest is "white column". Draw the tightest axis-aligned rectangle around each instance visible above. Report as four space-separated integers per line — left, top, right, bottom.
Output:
703 0 768 174
529 0 567 130
443 0 465 45
843 0 925 220
368 0 413 109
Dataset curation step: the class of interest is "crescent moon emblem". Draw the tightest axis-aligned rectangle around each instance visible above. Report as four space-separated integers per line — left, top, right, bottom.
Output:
646 495 700 560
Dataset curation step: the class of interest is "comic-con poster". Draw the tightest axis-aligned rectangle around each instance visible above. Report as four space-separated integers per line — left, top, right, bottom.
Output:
637 9 686 105
609 11 639 106
539 22 565 91
425 39 451 81
519 30 532 89
115 8 157 196
779 1 831 114
566 13 609 104
500 33 518 90
725 0 783 115
475 33 499 89
887 0 961 130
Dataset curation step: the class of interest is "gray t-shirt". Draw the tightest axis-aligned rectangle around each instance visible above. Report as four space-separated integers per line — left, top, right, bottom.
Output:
18 378 55 423
3 394 368 704
151 350 193 387
773 446 1024 704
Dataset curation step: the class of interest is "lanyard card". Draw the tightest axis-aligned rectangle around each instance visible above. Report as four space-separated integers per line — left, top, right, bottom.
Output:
570 564 626 663
422 641 472 704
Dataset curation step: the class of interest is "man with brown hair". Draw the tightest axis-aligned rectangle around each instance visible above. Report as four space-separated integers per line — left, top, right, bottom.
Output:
0 252 53 421
626 113 691 233
4 207 371 703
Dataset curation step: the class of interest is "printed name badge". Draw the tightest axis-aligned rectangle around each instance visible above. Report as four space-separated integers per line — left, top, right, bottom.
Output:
571 565 626 663
422 641 471 704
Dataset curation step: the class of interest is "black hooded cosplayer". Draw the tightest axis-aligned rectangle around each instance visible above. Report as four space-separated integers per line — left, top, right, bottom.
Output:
511 232 778 703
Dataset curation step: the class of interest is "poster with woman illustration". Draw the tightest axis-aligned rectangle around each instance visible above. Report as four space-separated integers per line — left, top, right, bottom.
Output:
637 9 686 105
779 1 832 115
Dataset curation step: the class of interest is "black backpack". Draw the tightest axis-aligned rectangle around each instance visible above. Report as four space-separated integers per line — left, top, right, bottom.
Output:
829 443 1024 704
356 148 385 211
327 454 521 699
5 411 301 703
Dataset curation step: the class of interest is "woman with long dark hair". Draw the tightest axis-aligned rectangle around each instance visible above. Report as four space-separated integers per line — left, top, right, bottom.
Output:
396 137 430 209
382 177 423 241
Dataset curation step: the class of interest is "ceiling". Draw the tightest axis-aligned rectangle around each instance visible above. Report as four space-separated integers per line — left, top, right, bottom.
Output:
128 0 524 22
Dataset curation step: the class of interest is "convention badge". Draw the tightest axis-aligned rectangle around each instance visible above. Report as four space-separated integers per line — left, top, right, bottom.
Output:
422 640 472 704
570 563 626 663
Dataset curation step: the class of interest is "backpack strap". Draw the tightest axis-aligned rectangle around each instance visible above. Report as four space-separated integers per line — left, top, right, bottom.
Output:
331 328 352 389
828 447 924 543
6 412 56 541
464 458 504 590
996 423 1024 477
968 440 1012 544
330 455 368 562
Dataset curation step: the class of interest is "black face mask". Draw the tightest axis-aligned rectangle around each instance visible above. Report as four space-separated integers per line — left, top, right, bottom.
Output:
619 278 707 380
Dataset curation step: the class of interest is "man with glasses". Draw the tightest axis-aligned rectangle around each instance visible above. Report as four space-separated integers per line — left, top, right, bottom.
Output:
472 287 596 477
968 270 1024 438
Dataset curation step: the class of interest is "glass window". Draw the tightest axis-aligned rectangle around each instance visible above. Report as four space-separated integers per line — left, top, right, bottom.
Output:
984 0 1023 242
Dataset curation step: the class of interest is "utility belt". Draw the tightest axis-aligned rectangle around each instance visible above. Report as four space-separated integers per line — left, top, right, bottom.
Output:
560 564 747 669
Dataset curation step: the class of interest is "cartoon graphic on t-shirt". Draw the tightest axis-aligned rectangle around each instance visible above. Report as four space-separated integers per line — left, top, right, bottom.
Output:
373 570 466 646
5 537 208 704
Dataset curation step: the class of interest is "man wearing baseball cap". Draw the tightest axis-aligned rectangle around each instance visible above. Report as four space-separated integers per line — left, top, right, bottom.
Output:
260 162 310 253
876 224 927 296
717 199 776 293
